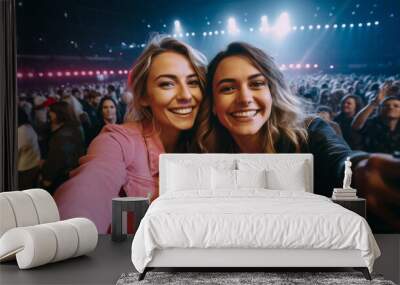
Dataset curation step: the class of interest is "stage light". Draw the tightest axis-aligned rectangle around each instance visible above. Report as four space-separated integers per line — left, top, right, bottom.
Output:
123 70 129 74
221 30 225 34
141 44 145 48
38 72 44 77
27 73 34 78
341 24 346 28
350 23 354 28
103 70 108 75
81 71 86 76
260 15 269 32
47 72 53 77
274 12 291 38
118 70 123 75
178 33 183 38
163 24 167 28
96 70 101 75
296 64 301 69
313 64 318 68
333 24 338 29
129 44 135 48
374 21 379 25
308 25 313 30
292 26 297 31
57 72 63 77
366 22 371 26
174 20 182 34
173 34 177 38
300 25 305 30
316 25 321 29
202 32 207 37
281 64 286 68
208 31 212 36
65 71 71 76
289 64 294 68
227 17 239 34
16 73 23 79
147 24 151 28
110 70 114 75
73 71 79 76
185 32 189 37
214 30 219 35
305 64 310 68
191 32 195 36
329 65 334 69
325 24 330 29
249 27 254 32
88 71 93 76
358 23 363 27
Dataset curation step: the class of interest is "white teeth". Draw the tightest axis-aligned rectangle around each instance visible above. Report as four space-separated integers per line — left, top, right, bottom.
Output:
231 110 257 117
170 107 193 115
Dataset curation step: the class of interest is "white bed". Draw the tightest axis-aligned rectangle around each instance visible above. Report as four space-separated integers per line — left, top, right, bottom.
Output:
131 154 380 280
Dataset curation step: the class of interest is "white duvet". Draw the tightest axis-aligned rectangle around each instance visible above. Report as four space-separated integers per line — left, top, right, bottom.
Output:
131 190 380 273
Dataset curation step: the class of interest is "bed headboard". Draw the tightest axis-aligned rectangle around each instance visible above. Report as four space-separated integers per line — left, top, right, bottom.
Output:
159 153 314 195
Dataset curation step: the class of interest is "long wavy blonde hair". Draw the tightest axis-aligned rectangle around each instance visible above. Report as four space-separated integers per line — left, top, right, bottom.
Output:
125 35 207 123
195 42 309 153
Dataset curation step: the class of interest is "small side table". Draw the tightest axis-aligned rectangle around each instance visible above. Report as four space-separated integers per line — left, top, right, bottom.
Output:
331 197 366 218
112 197 149 242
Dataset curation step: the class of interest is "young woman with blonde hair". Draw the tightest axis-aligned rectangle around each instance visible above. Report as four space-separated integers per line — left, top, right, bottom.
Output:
54 35 207 233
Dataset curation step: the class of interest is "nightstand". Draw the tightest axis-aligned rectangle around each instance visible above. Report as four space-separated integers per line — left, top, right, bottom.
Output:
112 197 149 242
331 197 366 218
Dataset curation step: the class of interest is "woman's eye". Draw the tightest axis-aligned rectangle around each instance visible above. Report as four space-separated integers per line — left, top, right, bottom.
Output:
219 86 236 93
188 80 200 87
159 81 175 88
250 80 266 88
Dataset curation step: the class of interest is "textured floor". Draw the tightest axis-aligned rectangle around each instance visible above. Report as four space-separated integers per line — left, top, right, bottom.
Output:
117 271 396 285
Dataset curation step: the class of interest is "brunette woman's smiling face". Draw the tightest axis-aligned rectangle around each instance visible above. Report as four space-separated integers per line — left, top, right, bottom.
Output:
143 51 203 132
212 55 272 138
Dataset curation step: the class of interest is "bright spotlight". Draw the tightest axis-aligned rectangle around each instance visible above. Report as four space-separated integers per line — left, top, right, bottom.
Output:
333 24 338 29
289 64 294 68
202 32 207 37
325 24 330 29
221 30 225 34
292 26 297 31
208 31 212 36
308 25 313 30
313 64 318 68
296 64 301 69
191 32 195 36
305 64 310 68
316 25 321 29
300 25 305 30
227 17 239 34
366 22 371 26
349 23 354 28
214 30 219 35
274 12 291 38
249 27 254 32
358 23 363 27
374 21 379 25
329 65 334 69
260 15 270 32
174 20 182 34
185 32 189 37
341 24 346 28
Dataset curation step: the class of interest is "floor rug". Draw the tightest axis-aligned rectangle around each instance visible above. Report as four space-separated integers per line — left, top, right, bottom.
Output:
116 271 396 285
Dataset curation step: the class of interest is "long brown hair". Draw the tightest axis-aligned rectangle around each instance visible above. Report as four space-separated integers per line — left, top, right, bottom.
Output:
195 42 308 153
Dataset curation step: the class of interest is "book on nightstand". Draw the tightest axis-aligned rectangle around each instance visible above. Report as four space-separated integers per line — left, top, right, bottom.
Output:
332 188 358 200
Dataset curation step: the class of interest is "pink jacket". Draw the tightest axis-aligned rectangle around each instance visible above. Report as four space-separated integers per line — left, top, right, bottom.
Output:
54 121 164 233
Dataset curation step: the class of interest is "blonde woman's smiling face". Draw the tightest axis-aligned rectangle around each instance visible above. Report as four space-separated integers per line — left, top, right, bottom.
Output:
143 51 203 132
212 55 272 137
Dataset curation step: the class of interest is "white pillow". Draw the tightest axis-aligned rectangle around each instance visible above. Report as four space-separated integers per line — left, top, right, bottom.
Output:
211 168 237 190
167 162 212 191
266 169 306 191
237 169 267 188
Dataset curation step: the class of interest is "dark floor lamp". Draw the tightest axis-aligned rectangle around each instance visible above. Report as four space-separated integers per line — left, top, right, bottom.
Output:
0 0 18 192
